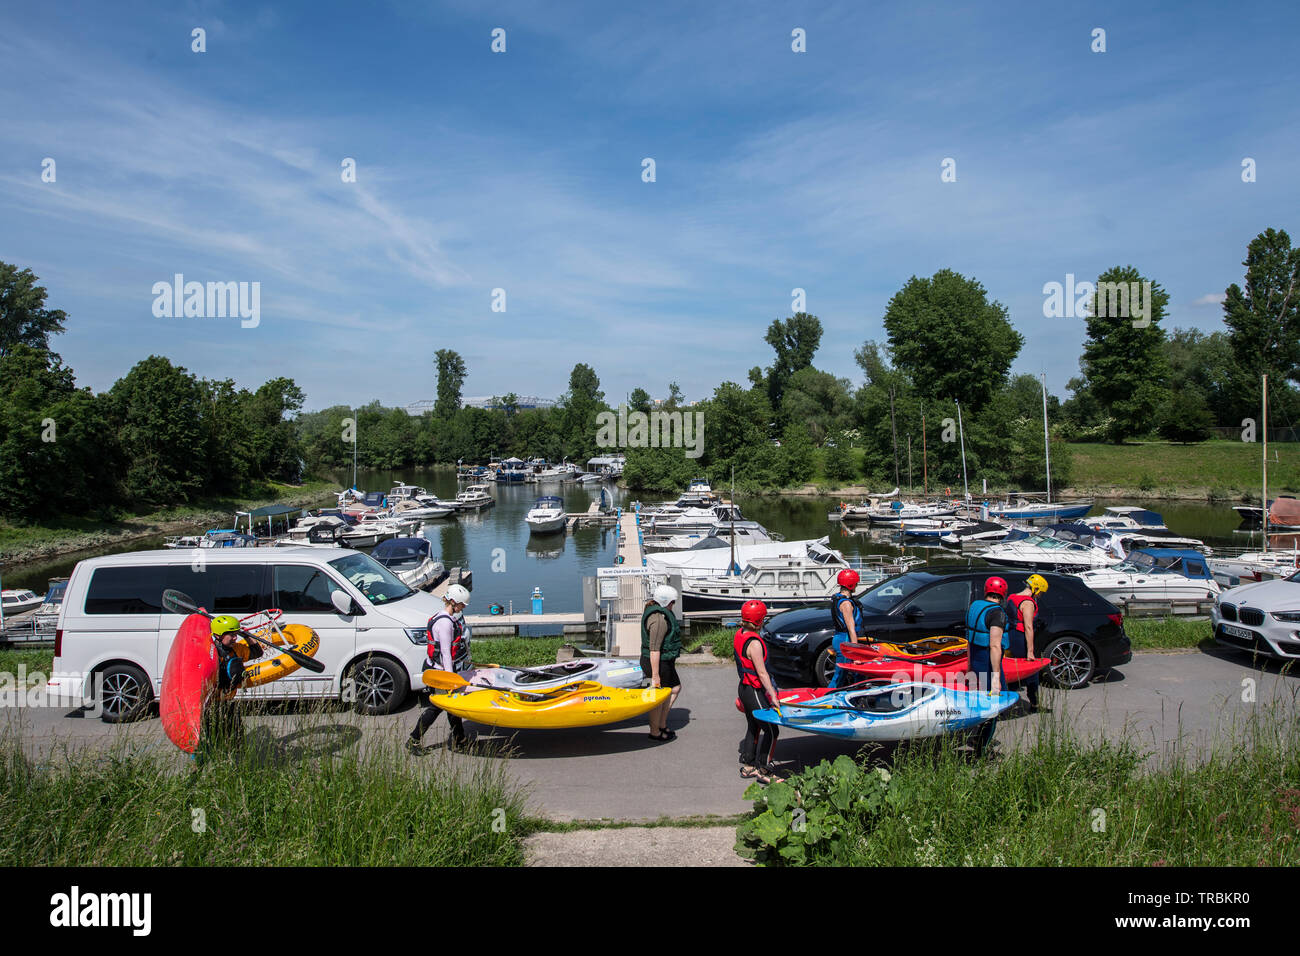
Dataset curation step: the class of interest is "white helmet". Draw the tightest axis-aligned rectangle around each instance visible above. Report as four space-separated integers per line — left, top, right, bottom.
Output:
445 584 471 606
653 584 678 607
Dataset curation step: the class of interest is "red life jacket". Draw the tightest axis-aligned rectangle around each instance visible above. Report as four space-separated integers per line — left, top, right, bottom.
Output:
733 627 766 689
427 612 469 672
1007 593 1036 634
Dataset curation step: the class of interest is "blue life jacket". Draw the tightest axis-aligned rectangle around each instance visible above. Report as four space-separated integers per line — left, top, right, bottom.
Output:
965 598 1009 650
830 592 864 636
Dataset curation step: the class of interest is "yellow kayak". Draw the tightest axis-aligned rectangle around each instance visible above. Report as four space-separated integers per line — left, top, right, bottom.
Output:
430 680 672 730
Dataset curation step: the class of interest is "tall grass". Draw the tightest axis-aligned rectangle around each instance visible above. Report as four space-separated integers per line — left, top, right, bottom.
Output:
0 719 530 866
752 700 1300 866
1125 618 1213 650
475 637 568 667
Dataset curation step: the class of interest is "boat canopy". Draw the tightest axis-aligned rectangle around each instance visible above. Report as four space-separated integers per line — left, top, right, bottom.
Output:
373 537 432 563
533 496 563 507
1126 548 1213 579
244 504 302 519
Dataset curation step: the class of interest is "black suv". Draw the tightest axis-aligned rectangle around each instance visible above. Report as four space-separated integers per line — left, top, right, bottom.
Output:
763 566 1132 689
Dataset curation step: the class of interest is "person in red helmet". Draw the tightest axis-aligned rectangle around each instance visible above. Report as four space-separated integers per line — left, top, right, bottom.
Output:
734 599 784 784
964 576 1010 756
828 568 864 687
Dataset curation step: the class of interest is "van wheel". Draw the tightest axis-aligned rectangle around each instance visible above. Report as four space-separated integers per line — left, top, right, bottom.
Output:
98 664 153 723
346 656 409 715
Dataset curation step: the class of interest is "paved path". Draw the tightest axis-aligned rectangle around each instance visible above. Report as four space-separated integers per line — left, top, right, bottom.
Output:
5 647 1297 824
524 826 747 867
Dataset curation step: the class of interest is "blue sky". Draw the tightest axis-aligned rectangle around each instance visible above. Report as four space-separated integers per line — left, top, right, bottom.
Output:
2 0 1297 411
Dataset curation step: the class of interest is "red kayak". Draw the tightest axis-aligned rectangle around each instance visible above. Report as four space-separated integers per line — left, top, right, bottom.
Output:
842 653 1050 686
840 640 964 663
159 614 219 754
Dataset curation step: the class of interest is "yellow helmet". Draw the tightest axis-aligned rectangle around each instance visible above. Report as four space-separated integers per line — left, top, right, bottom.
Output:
1026 573 1049 596
211 615 241 637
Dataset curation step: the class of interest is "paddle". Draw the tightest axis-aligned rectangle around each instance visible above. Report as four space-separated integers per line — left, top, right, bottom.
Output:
161 589 325 674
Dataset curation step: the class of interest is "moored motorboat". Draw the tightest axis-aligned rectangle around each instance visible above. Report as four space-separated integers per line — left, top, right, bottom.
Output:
524 495 567 534
372 537 446 590
1075 548 1221 604
2 588 44 616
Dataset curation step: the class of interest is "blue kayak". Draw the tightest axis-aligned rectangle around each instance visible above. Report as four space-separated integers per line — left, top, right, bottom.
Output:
754 681 1019 741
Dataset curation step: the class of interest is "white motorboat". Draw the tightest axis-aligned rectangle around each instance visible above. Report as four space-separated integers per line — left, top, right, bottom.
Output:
650 522 781 552
1075 548 1221 604
2 589 44 616
389 498 456 520
939 520 1017 547
455 484 495 510
1082 506 1208 553
680 541 892 615
649 503 745 533
987 494 1094 524
372 537 446 590
524 495 567 534
978 524 1125 572
1207 548 1300 585
864 501 961 526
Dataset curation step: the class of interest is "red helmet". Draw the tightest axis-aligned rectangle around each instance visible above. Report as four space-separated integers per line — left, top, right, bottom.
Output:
984 576 1009 598
837 569 860 590
740 600 768 625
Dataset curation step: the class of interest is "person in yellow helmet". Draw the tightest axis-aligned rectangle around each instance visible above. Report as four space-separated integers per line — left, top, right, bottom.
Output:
1006 575 1048 712
204 614 263 747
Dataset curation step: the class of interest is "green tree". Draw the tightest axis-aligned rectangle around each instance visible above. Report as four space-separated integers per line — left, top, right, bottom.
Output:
782 366 852 446
882 270 1022 413
434 349 467 419
628 387 651 414
0 263 67 359
758 313 823 414
107 356 206 504
1079 265 1170 442
558 363 606 462
823 443 856 482
1156 391 1215 444
1223 228 1300 387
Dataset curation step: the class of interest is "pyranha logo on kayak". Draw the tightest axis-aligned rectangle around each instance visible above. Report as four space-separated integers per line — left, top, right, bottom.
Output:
582 696 611 702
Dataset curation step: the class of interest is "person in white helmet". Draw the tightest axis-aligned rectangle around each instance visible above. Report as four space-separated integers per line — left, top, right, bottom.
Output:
640 584 683 741
407 584 475 754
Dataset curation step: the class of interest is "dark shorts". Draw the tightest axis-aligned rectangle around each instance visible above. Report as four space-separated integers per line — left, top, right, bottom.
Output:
640 655 681 689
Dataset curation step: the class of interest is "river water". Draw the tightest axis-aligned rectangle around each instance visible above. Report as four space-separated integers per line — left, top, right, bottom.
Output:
4 469 1277 614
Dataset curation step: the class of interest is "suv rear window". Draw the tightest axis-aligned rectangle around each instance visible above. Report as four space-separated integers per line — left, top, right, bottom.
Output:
84 564 269 615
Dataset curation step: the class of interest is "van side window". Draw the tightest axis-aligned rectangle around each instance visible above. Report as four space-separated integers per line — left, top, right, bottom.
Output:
85 567 168 614
274 565 343 613
163 565 267 615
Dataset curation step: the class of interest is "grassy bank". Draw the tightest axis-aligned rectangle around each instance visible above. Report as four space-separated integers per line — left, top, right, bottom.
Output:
1064 440 1298 500
0 726 530 866
474 637 569 668
0 480 339 565
738 703 1300 866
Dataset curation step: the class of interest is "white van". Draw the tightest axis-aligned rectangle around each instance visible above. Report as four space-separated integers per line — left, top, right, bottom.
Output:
47 546 452 722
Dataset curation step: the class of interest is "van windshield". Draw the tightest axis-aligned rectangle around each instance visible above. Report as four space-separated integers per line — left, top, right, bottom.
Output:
329 552 415 604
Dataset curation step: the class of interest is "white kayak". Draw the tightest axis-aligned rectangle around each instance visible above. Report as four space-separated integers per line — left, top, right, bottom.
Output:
469 658 646 692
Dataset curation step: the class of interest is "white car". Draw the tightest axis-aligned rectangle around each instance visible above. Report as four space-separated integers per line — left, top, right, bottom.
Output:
1211 570 1300 660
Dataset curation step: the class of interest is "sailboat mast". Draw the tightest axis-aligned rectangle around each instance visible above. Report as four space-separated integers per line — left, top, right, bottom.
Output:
730 465 736 575
956 400 969 499
352 407 358 490
1263 374 1269 553
1041 373 1052 504
922 404 929 498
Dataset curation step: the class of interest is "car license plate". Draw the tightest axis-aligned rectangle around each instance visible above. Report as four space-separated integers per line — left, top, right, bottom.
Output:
1222 624 1254 641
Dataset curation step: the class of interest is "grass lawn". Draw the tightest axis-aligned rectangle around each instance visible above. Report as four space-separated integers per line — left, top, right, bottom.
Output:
1066 440 1300 498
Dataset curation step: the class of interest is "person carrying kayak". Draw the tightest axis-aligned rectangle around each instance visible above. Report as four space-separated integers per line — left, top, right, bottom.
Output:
734 600 784 784
1006 574 1047 712
828 569 864 687
965 576 1009 756
641 585 682 741
407 585 473 754
203 614 263 747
